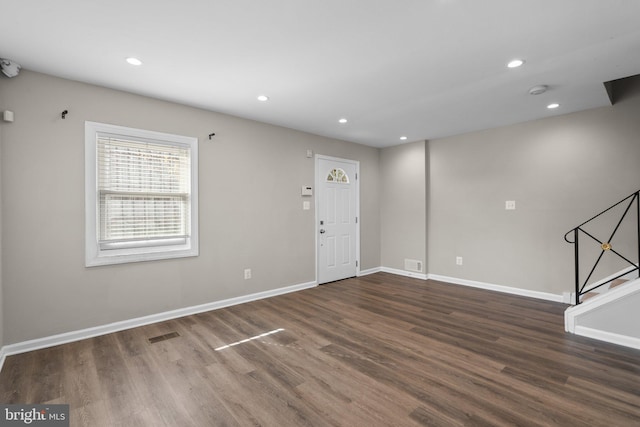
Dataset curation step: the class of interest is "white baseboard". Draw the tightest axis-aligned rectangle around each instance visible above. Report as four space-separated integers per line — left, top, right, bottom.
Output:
365 267 562 302
0 280 317 368
574 326 640 350
0 347 6 374
358 267 382 277
380 266 428 280
428 274 564 303
562 292 575 304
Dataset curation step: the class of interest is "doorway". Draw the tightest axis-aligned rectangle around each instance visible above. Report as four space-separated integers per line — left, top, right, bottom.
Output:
316 155 360 284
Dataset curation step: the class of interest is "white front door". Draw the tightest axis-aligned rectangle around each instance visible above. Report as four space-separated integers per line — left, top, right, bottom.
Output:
317 156 359 284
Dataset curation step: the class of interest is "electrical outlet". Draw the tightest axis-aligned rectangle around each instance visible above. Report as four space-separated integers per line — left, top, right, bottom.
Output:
456 256 463 266
505 200 516 210
244 268 252 279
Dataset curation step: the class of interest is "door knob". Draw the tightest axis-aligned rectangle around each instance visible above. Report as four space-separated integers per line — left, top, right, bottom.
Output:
319 229 326 234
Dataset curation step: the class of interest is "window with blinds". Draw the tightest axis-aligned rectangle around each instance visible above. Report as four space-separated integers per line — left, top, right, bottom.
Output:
97 137 190 247
85 122 198 266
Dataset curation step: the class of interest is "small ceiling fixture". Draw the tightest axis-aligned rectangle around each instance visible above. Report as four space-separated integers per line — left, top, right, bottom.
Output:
547 103 560 109
257 95 269 102
528 85 548 95
0 58 21 77
126 57 142 66
400 136 408 141
338 118 348 124
507 59 525 68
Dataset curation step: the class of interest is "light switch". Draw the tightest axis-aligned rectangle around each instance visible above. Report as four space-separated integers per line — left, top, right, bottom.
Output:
505 200 516 210
303 201 310 210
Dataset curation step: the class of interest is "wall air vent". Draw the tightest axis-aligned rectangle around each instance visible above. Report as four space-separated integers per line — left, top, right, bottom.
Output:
404 259 423 273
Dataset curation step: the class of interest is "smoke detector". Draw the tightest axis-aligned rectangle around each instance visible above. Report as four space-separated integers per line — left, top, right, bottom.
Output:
528 85 548 95
0 58 21 78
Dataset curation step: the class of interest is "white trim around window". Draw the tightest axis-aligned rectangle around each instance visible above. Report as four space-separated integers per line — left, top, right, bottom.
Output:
85 121 199 267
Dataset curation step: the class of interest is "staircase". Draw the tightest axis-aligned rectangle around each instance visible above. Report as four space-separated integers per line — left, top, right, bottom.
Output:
563 190 640 350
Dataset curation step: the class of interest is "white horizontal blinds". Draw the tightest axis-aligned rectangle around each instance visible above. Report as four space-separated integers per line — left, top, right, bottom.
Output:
97 135 191 245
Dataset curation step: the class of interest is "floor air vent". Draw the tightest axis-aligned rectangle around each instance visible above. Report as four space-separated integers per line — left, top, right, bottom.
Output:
148 331 180 344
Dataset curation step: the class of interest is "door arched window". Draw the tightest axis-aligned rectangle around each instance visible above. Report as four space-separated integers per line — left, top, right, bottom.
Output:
326 168 349 183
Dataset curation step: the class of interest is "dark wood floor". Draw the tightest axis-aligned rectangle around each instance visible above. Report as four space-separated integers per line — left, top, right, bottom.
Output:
1 272 639 426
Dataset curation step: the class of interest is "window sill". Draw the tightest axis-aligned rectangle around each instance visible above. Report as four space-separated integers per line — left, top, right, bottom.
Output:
85 243 198 267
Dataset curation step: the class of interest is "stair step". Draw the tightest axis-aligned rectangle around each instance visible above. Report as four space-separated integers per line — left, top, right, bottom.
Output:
610 279 628 289
579 278 633 302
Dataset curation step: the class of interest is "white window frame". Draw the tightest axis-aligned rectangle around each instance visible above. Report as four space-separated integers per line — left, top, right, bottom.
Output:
85 121 199 266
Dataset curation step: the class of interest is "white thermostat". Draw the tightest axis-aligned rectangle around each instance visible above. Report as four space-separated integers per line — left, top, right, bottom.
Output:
301 186 313 196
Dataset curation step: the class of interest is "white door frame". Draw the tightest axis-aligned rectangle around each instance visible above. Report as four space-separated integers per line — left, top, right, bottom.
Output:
315 154 360 284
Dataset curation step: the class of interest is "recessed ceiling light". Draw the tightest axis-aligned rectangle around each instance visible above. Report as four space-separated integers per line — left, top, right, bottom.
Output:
257 95 269 102
547 103 560 109
338 118 348 124
126 57 142 66
507 59 524 68
400 136 408 141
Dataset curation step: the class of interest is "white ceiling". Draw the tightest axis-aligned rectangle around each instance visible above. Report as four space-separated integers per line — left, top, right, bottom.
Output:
1 0 639 148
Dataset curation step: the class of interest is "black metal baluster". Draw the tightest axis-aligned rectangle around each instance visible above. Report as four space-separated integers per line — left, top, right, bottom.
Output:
637 192 640 279
574 229 580 304
564 189 640 305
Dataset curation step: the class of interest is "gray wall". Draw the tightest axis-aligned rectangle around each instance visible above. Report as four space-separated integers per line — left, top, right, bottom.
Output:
380 141 427 272
3 69 640 346
0 71 380 344
428 76 640 295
